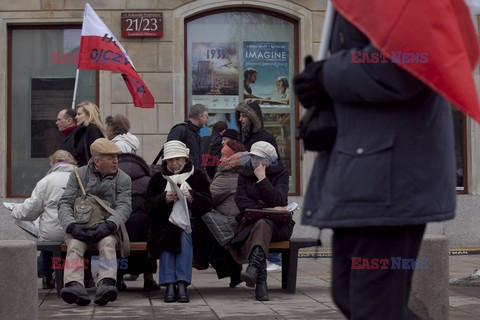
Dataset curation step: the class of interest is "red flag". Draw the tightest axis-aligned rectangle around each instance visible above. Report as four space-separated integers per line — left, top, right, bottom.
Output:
332 0 480 122
78 4 154 108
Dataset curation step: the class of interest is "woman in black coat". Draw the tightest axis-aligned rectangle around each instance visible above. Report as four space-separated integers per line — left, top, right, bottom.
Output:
117 153 160 291
73 101 104 166
145 140 212 303
230 141 294 301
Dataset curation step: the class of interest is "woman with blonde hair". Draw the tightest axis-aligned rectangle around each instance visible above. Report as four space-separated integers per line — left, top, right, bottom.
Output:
11 150 77 289
73 101 105 166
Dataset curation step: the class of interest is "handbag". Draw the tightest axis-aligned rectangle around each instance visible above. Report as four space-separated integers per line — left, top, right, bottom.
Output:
201 209 234 246
297 101 337 151
73 167 131 257
242 208 293 225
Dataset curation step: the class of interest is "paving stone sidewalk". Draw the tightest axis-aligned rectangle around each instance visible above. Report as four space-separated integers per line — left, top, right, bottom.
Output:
35 255 480 320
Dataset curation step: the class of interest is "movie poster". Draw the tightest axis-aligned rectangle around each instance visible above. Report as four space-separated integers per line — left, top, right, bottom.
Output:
242 41 290 107
191 42 239 109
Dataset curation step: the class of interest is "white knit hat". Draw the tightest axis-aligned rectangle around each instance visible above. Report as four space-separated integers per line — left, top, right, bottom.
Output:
249 141 277 164
162 140 190 162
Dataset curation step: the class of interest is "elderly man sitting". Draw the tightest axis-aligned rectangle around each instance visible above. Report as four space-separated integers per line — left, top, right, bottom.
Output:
58 138 132 306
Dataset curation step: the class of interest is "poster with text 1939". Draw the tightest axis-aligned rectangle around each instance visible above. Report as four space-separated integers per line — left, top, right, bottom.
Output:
192 42 239 96
243 41 289 107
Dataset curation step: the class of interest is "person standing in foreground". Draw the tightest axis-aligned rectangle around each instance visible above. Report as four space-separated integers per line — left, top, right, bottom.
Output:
73 101 105 166
58 138 132 306
293 11 456 320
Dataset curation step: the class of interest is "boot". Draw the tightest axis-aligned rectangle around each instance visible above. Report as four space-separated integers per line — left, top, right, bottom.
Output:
94 278 118 306
164 283 177 303
229 268 242 288
255 260 269 301
176 281 190 303
61 281 91 306
241 246 265 288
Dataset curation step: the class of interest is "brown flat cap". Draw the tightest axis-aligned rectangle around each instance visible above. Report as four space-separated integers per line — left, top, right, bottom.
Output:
90 138 122 156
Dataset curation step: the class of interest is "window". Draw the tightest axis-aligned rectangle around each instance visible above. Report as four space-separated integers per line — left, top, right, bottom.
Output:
186 10 299 193
8 26 97 196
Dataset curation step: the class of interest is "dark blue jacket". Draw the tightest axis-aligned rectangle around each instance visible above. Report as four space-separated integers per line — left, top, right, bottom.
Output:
301 14 456 228
167 120 202 169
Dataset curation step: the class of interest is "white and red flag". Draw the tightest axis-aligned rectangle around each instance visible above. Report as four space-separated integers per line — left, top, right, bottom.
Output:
78 3 154 108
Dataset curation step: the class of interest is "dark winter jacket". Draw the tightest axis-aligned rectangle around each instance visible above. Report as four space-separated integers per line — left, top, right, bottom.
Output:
234 161 289 221
167 120 203 169
301 13 456 228
118 153 152 242
73 123 105 166
205 132 223 179
144 160 212 256
234 103 279 153
60 126 77 159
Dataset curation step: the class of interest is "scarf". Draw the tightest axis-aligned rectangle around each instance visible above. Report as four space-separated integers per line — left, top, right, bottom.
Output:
163 166 194 192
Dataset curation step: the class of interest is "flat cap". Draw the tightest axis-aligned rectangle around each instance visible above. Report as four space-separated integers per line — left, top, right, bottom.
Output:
90 138 122 156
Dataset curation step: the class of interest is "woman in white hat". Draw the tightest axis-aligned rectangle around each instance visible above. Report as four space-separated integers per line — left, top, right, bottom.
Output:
229 141 294 301
144 140 212 303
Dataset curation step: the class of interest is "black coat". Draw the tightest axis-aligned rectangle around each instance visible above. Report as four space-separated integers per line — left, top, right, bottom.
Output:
144 160 212 256
60 126 77 159
302 13 456 228
73 124 105 166
167 120 203 169
118 153 151 242
234 163 289 220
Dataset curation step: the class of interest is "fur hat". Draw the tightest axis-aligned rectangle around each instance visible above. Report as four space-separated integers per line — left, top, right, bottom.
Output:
249 141 277 164
90 138 122 156
162 140 190 162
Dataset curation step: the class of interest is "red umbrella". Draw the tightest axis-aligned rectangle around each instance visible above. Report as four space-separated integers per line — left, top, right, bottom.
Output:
332 0 480 122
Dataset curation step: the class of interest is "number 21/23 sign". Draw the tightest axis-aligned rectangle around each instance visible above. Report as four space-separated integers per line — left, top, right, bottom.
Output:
121 12 163 37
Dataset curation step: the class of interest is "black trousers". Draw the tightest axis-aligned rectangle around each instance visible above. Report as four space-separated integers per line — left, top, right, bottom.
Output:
331 224 425 320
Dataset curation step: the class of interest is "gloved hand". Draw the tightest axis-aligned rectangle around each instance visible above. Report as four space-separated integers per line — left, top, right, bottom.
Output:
293 55 331 108
91 220 117 243
67 223 92 243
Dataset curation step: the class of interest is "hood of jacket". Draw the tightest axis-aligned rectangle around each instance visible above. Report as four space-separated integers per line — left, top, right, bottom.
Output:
112 132 140 152
235 102 263 134
47 163 75 175
118 153 151 180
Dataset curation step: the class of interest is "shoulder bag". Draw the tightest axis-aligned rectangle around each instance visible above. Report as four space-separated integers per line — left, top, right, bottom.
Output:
242 208 293 225
73 167 131 257
201 209 234 246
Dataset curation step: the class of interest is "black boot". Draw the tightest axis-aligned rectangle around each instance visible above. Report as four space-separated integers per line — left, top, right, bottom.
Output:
241 246 265 288
176 281 190 303
164 283 177 303
94 278 118 306
61 281 91 306
229 268 242 288
255 260 269 301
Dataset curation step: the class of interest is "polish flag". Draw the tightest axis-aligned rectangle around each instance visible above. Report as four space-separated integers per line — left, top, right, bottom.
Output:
78 3 154 108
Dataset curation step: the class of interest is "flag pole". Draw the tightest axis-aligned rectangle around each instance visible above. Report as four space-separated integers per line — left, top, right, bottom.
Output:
71 68 80 109
318 0 336 60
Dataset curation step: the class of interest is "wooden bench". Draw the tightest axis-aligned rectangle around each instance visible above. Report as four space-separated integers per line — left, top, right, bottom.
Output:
37 237 320 298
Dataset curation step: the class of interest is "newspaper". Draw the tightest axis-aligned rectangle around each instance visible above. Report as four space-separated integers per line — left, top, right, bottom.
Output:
163 175 192 233
3 202 39 237
286 202 299 212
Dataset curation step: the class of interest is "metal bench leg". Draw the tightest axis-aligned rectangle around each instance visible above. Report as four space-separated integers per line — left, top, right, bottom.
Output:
286 244 300 294
281 250 289 289
51 248 63 298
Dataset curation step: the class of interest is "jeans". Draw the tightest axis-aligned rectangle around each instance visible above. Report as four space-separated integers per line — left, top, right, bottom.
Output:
268 253 282 265
159 231 193 285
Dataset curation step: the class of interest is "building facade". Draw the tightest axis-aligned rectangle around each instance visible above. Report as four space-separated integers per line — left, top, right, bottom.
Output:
0 0 479 246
